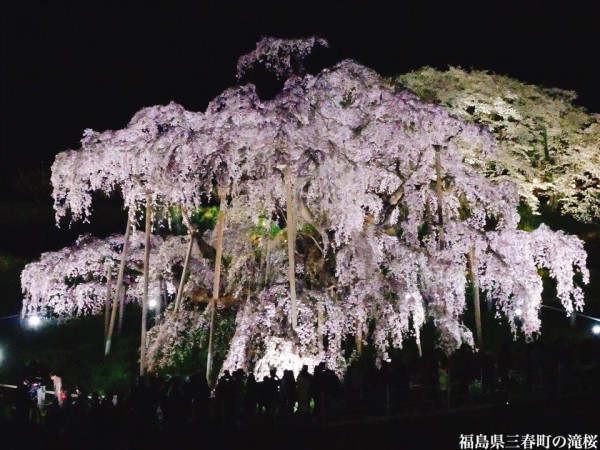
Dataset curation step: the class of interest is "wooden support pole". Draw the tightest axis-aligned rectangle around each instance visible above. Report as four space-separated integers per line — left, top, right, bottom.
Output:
174 230 195 314
285 167 298 330
467 247 483 348
206 188 227 388
434 146 445 250
118 286 126 335
105 215 132 356
140 194 152 376
104 263 112 340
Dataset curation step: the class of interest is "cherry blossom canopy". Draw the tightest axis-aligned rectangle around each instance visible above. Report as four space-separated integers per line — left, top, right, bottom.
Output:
27 37 589 376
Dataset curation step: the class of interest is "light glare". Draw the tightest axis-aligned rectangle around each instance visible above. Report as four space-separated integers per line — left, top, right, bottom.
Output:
28 315 42 328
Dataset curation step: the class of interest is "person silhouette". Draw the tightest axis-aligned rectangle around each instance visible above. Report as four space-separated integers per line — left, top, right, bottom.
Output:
296 365 312 416
50 371 64 407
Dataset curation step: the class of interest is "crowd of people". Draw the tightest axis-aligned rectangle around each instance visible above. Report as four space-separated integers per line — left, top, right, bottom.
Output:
1 335 599 440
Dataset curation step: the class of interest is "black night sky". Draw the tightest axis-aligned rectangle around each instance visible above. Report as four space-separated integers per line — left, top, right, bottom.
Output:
1 1 599 287
3 2 599 177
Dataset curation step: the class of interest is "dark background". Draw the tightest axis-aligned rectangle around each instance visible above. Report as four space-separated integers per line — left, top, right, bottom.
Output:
0 1 599 305
3 2 598 180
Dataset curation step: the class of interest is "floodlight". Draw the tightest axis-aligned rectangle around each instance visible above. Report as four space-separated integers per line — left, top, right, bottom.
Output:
27 315 42 328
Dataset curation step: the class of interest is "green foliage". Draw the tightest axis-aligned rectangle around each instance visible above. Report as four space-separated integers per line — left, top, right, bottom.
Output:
152 307 237 378
191 206 219 232
394 72 439 104
251 215 281 237
269 223 282 237
300 222 318 237
458 193 472 220
541 127 555 164
518 202 543 232
157 205 220 237
205 308 237 380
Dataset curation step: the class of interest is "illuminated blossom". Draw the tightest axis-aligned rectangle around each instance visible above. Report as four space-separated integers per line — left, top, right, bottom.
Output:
35 38 590 375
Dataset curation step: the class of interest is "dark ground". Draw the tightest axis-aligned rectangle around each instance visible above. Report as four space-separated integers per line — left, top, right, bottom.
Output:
1 390 598 450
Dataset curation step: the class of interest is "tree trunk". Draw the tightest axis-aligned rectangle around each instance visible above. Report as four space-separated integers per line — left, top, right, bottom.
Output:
206 188 227 388
105 215 132 356
467 247 483 348
140 194 152 376
104 264 112 340
118 286 126 335
285 168 298 330
434 146 446 250
174 230 195 314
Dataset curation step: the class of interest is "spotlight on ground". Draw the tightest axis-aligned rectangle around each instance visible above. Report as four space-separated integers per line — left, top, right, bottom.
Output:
592 324 600 335
148 299 158 310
